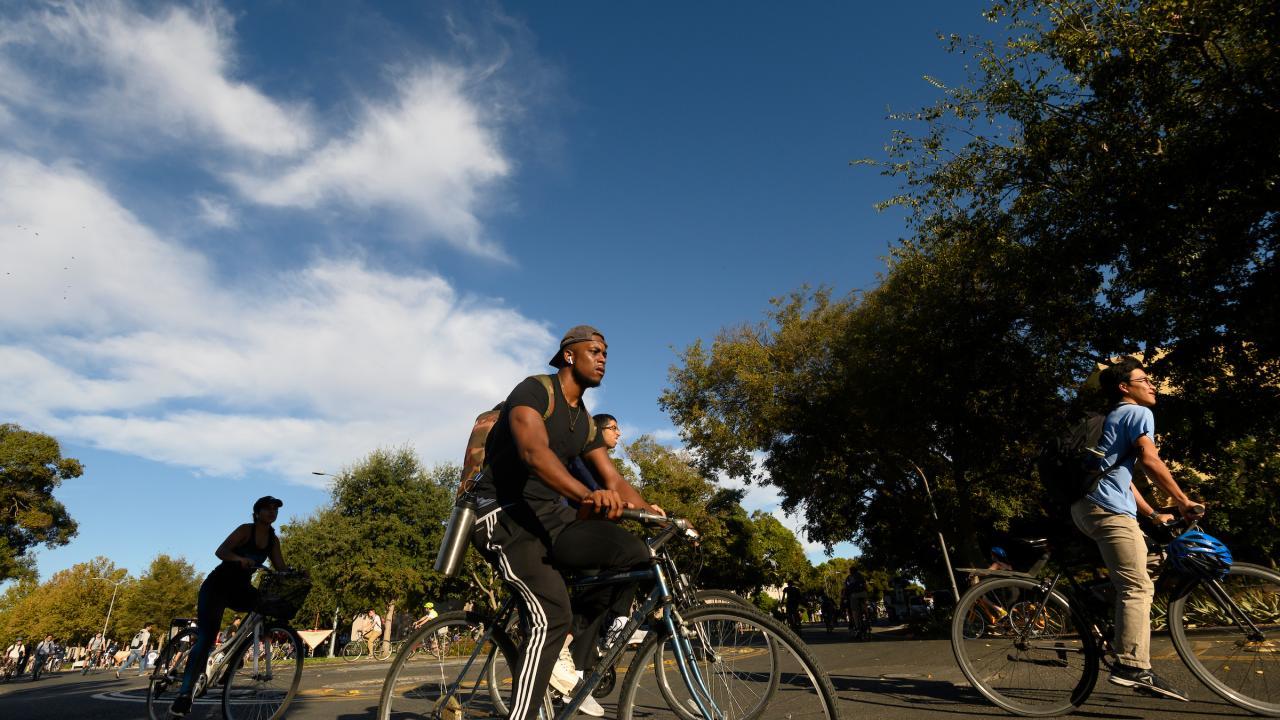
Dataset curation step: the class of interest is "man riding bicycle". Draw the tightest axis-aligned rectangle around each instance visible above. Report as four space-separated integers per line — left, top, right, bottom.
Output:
467 326 665 720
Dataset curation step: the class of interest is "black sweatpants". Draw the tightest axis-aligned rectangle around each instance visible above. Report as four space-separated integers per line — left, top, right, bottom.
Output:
473 506 650 720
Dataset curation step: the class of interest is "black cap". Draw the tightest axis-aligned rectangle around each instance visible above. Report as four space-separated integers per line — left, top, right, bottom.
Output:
253 496 284 513
549 325 605 367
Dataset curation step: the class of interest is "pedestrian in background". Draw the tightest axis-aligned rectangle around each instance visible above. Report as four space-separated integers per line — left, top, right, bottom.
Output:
116 623 153 678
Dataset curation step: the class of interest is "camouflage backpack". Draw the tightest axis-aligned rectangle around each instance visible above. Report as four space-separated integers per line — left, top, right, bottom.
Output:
459 375 596 493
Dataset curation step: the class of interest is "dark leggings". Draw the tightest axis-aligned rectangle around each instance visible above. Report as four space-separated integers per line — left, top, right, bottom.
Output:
178 571 256 695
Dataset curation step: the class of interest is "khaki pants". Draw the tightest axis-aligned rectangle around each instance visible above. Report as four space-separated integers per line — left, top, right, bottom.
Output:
1071 499 1155 669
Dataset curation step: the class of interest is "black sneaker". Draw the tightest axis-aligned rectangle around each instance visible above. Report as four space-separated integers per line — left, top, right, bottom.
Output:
1108 664 1189 701
169 694 193 718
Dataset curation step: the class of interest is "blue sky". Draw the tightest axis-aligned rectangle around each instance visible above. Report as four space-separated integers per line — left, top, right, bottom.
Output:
1 0 991 584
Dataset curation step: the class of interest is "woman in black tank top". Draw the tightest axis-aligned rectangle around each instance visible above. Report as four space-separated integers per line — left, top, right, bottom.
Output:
169 496 289 717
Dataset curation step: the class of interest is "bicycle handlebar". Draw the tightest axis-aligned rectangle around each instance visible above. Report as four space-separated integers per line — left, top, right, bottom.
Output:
620 508 692 532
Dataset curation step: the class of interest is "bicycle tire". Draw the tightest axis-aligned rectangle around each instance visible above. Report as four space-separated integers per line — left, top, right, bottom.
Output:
951 576 1097 717
222 625 304 720
655 595 781 720
619 604 840 720
372 639 393 661
692 588 753 608
340 639 364 662
146 628 198 720
378 610 552 720
1168 561 1280 717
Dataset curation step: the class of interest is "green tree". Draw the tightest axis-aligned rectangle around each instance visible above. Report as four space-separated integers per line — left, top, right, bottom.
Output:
662 0 1280 579
0 557 126 643
0 424 84 582
114 555 201 642
625 436 753 592
280 448 455 629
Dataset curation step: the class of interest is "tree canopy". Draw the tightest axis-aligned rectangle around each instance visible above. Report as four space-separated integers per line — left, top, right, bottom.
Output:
279 447 458 626
0 555 200 645
0 423 84 583
625 437 812 594
661 0 1279 583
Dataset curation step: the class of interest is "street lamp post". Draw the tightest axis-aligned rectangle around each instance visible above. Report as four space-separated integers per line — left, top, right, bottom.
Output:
902 460 962 607
91 576 132 640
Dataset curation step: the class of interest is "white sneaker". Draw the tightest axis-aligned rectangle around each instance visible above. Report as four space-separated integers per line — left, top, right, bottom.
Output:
627 629 648 646
577 693 606 717
550 646 578 695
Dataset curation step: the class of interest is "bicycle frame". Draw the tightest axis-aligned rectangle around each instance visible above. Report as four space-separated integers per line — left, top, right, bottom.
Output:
429 522 726 720
199 611 272 694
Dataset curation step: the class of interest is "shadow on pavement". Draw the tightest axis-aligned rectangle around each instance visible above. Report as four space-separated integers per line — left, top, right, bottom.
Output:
830 673 1249 719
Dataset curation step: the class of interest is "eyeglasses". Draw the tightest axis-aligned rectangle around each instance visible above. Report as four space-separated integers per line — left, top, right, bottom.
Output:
603 426 621 433
1125 375 1155 386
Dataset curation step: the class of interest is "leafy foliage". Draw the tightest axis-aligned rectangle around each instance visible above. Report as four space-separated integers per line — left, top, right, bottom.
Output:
624 437 812 594
662 0 1280 582
0 555 198 646
0 424 84 582
279 447 458 627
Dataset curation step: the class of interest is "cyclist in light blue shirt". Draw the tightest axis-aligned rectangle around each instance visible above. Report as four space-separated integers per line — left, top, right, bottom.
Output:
1087 403 1156 516
1071 357 1203 702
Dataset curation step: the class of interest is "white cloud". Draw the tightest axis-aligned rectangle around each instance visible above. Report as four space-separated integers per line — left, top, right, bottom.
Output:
2 1 522 258
196 196 237 228
230 67 511 258
0 152 551 482
24 1 314 156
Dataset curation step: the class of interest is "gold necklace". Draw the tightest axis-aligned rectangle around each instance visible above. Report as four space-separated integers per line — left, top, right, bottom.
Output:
567 403 582 431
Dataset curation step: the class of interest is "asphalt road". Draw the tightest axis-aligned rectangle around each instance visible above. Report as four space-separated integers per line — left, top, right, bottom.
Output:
0 624 1260 719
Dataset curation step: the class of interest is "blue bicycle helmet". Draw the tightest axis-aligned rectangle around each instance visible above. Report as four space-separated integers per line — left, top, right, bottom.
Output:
990 546 1008 561
1167 530 1232 579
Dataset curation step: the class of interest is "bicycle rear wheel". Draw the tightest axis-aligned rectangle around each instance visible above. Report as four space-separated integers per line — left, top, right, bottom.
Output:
620 604 840 720
951 577 1097 717
378 611 552 720
147 629 198 720
1168 561 1280 717
222 625 304 720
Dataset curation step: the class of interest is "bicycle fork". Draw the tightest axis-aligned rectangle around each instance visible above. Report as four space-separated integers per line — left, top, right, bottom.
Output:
654 565 725 720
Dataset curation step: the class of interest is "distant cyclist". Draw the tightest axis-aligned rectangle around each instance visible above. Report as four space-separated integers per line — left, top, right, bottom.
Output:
820 594 838 633
32 635 56 680
169 495 289 718
969 547 1014 623
4 637 26 676
782 582 805 630
83 632 105 674
842 566 870 637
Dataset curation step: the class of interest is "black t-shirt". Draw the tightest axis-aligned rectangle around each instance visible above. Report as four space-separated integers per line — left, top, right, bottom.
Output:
473 375 605 517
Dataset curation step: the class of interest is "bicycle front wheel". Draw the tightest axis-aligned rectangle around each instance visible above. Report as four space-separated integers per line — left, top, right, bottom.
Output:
378 610 552 720
222 626 304 720
1168 561 1280 717
620 604 840 720
656 597 780 720
147 629 198 720
341 640 364 662
951 577 1097 717
372 639 394 661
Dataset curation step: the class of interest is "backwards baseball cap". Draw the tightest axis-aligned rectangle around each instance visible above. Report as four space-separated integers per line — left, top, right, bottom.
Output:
253 496 284 513
548 325 605 368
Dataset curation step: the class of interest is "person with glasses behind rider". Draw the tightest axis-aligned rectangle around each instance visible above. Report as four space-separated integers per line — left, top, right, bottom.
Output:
1072 357 1203 701
169 496 288 718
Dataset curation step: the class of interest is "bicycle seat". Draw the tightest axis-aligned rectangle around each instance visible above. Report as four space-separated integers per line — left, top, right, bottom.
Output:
1014 537 1051 550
